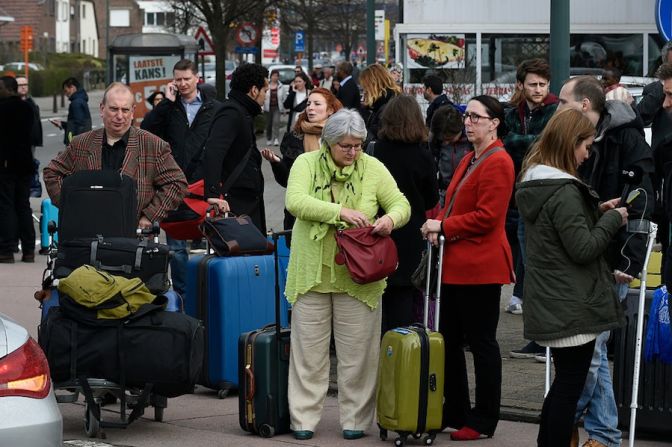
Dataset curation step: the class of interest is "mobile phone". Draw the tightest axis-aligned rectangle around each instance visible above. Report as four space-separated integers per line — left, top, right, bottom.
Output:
625 190 640 205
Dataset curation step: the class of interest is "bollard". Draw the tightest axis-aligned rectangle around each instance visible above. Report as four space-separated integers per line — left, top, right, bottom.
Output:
60 92 65 108
52 93 57 113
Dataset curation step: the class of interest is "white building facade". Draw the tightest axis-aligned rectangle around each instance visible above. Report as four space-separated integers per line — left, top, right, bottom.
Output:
79 1 98 57
396 0 661 102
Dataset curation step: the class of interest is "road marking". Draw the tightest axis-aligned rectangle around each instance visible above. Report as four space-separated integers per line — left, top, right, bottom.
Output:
64 441 134 447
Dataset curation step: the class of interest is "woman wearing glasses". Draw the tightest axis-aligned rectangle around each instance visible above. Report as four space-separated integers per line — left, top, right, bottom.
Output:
284 109 410 441
421 95 515 441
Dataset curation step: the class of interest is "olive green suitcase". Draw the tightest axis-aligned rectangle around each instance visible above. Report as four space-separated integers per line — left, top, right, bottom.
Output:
377 238 445 447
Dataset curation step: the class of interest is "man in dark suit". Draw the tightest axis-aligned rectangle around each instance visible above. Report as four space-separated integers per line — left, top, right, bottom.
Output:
0 76 35 263
335 61 361 111
204 63 269 233
44 82 187 229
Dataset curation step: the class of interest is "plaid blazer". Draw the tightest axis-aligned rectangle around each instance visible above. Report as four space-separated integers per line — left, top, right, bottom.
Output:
44 126 187 223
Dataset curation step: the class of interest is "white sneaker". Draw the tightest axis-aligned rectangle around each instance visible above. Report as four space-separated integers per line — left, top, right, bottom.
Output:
535 353 552 363
273 138 279 146
506 303 523 315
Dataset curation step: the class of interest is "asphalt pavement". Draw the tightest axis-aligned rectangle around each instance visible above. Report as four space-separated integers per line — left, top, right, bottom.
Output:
0 90 669 446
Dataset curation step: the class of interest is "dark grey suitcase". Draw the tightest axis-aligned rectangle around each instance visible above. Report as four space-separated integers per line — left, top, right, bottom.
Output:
612 289 672 435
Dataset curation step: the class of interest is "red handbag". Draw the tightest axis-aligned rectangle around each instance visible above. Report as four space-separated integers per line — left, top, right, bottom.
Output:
334 227 398 284
160 180 210 240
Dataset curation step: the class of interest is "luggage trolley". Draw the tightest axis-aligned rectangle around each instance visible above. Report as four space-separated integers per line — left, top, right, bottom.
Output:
36 219 170 439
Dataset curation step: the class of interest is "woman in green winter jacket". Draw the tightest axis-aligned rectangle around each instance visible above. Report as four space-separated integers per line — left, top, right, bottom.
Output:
515 108 627 447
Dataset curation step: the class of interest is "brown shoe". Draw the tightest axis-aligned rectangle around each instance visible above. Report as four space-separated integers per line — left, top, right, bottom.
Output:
583 439 607 447
21 252 35 263
0 252 15 263
570 426 579 447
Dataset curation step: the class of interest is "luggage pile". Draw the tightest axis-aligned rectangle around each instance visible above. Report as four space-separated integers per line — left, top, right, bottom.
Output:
36 170 204 438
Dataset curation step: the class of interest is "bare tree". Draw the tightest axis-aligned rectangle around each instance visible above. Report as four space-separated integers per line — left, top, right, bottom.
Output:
168 0 275 98
278 0 330 70
323 0 366 62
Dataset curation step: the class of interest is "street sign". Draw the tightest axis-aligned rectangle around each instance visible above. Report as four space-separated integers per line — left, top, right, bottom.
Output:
235 47 259 54
294 31 305 53
236 22 259 47
375 10 385 41
657 0 672 41
195 26 215 55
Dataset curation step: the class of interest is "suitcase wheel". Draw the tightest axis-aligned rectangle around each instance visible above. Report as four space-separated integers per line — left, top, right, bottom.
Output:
423 433 436 445
394 437 405 447
413 433 422 439
217 389 229 399
84 402 102 438
258 424 275 438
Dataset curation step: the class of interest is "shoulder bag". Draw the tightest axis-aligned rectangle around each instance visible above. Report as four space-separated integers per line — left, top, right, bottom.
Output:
334 226 399 284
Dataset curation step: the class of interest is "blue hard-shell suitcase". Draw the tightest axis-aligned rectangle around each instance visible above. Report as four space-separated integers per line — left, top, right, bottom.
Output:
40 198 59 251
185 254 290 397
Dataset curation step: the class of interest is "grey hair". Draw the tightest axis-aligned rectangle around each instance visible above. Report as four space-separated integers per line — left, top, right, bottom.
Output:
322 109 367 147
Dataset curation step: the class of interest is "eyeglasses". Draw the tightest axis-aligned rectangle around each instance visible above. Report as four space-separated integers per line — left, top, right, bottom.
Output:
462 112 493 124
335 142 363 152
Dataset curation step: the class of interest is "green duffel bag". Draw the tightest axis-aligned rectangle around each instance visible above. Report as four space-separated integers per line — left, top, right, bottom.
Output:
57 264 164 322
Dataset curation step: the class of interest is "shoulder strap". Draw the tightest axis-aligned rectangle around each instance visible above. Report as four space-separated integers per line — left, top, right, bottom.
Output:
220 145 252 196
443 147 504 218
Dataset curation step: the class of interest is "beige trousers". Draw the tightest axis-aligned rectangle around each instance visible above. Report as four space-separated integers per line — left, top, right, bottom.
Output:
288 291 382 432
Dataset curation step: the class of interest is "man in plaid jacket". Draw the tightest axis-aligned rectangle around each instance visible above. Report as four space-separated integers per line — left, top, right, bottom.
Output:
44 82 187 229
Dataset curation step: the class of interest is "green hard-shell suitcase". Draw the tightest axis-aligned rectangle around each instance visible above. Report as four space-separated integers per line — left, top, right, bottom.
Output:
377 237 445 446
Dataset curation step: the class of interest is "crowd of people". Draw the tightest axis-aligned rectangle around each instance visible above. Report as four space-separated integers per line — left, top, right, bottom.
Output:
1 47 670 446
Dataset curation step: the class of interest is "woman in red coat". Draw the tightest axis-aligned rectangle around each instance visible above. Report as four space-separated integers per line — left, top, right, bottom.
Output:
421 95 515 441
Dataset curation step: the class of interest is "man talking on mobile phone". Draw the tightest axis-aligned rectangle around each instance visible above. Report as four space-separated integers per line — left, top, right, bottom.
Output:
141 59 220 297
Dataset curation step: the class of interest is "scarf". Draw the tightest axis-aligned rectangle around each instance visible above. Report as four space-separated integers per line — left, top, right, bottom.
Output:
309 143 365 242
300 120 325 152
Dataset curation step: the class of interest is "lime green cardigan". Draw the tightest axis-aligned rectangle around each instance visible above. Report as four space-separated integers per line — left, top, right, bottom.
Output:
284 150 411 309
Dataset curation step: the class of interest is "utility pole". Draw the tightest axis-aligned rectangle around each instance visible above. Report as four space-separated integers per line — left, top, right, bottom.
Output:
549 0 570 94
367 0 375 65
106 0 110 83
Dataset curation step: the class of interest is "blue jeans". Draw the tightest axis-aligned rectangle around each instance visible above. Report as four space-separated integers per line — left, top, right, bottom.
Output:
166 236 188 296
574 331 622 446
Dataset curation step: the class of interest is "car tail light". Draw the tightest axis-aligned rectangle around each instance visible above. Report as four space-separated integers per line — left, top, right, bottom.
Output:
0 338 51 398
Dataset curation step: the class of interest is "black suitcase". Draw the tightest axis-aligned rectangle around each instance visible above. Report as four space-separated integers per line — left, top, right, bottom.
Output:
238 230 291 437
39 306 204 398
59 170 138 241
613 288 672 435
53 236 171 294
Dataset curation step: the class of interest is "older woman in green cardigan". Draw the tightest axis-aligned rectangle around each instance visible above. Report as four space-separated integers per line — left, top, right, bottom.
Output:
284 108 410 441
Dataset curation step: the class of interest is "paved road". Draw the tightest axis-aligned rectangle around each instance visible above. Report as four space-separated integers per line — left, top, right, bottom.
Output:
0 91 668 446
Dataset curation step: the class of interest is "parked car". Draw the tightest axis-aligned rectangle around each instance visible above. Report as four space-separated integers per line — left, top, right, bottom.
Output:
201 60 238 85
3 62 45 72
0 312 62 447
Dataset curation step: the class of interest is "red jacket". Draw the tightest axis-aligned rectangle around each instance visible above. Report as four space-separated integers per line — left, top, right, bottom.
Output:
439 140 515 285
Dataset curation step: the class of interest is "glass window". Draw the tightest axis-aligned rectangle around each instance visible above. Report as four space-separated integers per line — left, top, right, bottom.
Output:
146 12 154 26
647 33 666 76
110 9 130 27
570 34 643 76
157 12 165 26
481 34 549 84
167 12 175 28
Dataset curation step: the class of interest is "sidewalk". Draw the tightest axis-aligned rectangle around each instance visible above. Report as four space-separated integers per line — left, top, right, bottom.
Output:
32 89 105 120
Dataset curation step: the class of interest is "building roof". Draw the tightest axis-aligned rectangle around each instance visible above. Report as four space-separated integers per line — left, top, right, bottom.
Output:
110 32 198 50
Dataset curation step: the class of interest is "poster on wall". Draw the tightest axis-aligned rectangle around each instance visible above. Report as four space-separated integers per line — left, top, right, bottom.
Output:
129 55 181 124
406 34 466 69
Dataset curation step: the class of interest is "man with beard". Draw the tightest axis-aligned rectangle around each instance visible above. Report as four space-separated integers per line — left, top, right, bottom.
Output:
335 61 361 111
204 63 270 233
505 59 558 358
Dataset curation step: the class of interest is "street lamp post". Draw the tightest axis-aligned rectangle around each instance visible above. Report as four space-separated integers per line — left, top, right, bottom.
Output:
367 0 375 65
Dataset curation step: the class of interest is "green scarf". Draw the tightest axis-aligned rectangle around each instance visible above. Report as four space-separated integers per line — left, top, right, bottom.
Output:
309 142 365 241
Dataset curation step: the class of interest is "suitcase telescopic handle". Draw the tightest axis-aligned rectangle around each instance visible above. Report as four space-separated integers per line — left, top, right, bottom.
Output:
422 236 444 331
